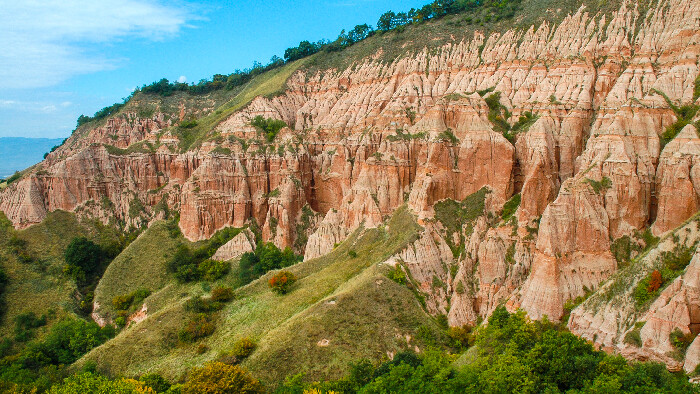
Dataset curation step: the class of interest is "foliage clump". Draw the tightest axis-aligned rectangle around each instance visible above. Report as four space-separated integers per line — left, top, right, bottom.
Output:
63 237 108 286
387 265 407 284
633 244 695 307
501 193 520 221
218 337 258 365
112 288 151 312
269 271 298 294
437 128 459 144
182 362 264 394
239 242 301 286
179 313 217 343
211 286 235 302
166 227 242 283
584 176 612 194
434 187 489 258
250 115 288 142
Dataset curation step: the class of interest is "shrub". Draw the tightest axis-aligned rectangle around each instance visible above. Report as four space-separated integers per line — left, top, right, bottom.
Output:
269 271 297 294
198 259 230 281
670 328 694 353
646 270 663 293
112 294 133 311
113 288 151 312
49 372 156 394
437 129 459 144
166 228 244 283
19 318 114 369
501 193 521 221
182 362 264 394
6 171 21 184
232 337 257 359
624 324 644 347
348 250 358 258
387 266 406 284
448 324 474 349
185 297 223 313
179 313 216 343
14 312 47 342
139 373 171 393
64 237 105 285
250 116 287 142
239 243 301 286
210 286 235 302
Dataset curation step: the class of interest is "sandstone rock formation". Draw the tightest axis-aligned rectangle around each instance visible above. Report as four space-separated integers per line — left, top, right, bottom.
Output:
212 229 256 261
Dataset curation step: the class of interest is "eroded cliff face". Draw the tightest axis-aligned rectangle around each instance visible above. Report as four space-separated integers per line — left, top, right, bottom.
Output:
2 0 700 368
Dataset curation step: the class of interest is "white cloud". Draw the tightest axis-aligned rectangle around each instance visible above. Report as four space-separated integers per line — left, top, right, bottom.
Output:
177 75 187 83
0 0 193 89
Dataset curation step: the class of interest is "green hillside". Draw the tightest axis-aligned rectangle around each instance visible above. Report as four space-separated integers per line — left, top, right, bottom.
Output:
76 207 448 387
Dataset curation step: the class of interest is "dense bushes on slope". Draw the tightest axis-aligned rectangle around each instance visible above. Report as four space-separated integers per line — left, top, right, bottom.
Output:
238 242 301 286
8 306 695 393
277 306 697 393
0 318 114 391
165 227 243 283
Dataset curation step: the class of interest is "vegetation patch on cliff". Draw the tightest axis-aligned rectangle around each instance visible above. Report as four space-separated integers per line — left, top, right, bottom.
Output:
434 187 489 258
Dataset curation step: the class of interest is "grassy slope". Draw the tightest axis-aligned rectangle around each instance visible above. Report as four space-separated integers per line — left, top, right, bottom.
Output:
173 57 309 151
78 207 446 387
0 211 122 337
304 0 627 74
92 221 182 321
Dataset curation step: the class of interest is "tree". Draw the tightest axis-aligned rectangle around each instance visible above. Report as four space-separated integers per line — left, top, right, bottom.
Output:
347 24 374 44
268 271 297 294
377 11 396 31
64 237 104 284
182 362 264 394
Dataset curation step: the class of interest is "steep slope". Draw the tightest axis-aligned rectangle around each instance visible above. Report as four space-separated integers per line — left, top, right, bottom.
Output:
76 207 447 385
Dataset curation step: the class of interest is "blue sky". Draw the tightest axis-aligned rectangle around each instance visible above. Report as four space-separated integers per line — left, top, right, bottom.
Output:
0 0 424 138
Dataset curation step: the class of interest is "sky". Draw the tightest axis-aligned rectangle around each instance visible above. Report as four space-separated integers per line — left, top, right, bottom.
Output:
0 0 425 139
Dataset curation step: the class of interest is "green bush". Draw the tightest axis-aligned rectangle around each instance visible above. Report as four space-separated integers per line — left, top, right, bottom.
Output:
437 129 459 144
182 362 264 394
250 116 288 142
14 312 48 342
624 326 643 347
198 259 230 281
63 237 106 286
670 328 694 354
217 337 258 365
179 313 216 343
6 171 21 184
185 296 223 313
387 266 406 284
238 243 301 286
139 373 171 393
112 288 151 312
166 227 243 283
501 193 521 221
211 286 235 302
268 271 297 294
18 319 114 370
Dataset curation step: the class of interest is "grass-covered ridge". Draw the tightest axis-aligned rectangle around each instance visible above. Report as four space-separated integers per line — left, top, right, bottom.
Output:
77 206 445 386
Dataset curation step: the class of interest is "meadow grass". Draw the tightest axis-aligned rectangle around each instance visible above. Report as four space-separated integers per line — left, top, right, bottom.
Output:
0 211 122 337
77 206 443 386
92 221 183 322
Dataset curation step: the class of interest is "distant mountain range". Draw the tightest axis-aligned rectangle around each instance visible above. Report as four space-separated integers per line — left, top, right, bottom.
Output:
0 137 64 179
